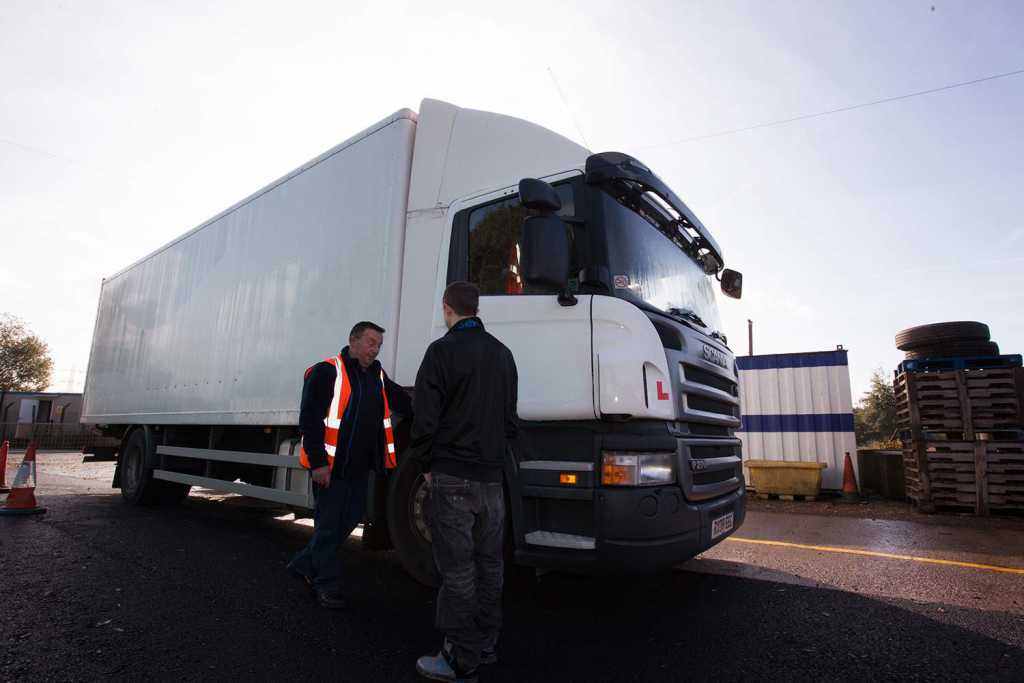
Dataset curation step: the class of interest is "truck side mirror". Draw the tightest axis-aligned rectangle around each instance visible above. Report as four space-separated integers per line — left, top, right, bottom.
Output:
519 178 562 212
720 269 743 299
521 214 569 294
518 177 576 305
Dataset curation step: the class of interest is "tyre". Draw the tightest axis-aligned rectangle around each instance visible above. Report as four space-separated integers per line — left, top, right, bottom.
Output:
895 321 990 351
118 429 190 506
904 340 1000 360
387 456 441 587
387 455 527 588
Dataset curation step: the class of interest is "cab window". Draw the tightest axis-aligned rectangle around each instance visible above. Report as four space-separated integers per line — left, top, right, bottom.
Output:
465 183 579 295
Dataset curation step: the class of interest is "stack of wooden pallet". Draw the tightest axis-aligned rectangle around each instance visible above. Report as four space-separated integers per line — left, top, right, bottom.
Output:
895 357 1024 515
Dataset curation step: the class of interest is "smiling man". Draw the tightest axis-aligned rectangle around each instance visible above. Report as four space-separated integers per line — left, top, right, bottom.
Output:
288 321 412 609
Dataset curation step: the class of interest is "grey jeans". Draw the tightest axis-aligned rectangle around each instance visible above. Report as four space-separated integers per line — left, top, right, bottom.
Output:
428 472 505 671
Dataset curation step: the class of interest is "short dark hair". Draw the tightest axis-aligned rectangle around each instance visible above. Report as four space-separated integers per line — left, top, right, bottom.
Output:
349 321 385 340
443 281 479 316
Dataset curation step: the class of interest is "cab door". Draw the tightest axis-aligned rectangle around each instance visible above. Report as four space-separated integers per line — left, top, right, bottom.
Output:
441 173 595 422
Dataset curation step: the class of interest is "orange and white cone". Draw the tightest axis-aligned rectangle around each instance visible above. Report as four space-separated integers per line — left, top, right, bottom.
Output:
839 451 861 503
0 440 10 494
0 442 47 516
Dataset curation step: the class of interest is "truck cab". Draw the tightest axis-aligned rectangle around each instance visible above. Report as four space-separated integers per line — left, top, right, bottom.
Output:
386 101 746 582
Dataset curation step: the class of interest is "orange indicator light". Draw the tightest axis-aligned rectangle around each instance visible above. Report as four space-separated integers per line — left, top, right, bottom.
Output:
559 473 577 485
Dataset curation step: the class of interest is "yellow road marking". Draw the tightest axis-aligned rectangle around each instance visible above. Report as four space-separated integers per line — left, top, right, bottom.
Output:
725 537 1024 575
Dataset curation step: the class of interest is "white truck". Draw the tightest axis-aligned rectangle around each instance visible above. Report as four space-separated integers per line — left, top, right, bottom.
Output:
83 99 746 583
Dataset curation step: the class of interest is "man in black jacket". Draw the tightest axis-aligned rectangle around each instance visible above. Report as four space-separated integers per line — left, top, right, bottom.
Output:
413 282 518 683
288 321 412 609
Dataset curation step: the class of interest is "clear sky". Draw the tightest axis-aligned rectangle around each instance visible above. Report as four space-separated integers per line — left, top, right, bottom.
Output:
2 0 1022 400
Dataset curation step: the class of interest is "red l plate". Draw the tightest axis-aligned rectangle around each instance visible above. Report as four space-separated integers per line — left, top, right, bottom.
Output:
656 381 670 401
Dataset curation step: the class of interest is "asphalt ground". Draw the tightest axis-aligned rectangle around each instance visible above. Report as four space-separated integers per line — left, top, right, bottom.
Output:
2 452 1023 682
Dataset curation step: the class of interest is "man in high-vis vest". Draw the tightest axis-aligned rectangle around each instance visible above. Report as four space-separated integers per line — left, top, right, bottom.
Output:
288 320 412 609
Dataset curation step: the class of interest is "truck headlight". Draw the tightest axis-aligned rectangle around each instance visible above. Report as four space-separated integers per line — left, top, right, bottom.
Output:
601 452 676 486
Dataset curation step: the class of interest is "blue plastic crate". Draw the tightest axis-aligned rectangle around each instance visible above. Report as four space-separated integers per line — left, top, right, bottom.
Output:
898 354 1023 374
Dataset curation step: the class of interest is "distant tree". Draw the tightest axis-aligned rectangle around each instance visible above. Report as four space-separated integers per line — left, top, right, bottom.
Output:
854 369 899 447
0 314 53 392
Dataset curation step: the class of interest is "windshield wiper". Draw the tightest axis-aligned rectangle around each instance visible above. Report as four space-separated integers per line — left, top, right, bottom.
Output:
668 307 706 328
669 307 729 347
636 302 728 346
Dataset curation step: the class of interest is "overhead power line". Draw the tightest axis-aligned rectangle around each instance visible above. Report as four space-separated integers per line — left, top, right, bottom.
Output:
547 66 591 149
1 137 123 178
636 67 1024 151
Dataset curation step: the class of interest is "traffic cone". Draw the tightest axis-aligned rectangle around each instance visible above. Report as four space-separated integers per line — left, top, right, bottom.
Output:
0 440 10 494
0 442 47 516
839 451 860 503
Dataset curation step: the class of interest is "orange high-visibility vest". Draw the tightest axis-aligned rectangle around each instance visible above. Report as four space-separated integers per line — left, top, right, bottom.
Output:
299 355 397 471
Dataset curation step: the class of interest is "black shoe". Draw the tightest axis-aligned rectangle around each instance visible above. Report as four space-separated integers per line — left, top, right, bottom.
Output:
316 590 348 610
480 647 497 666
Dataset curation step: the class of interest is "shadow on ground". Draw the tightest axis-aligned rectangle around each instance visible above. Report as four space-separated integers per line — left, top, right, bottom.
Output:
1 491 1022 681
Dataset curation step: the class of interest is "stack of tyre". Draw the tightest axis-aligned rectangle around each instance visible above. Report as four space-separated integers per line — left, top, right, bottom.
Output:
893 320 1022 515
894 321 998 360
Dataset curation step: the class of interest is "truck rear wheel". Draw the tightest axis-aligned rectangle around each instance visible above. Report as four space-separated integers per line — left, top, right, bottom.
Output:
387 456 440 587
119 430 190 506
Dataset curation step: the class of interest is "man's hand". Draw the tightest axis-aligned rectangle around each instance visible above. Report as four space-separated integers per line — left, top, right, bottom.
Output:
311 465 331 487
423 472 432 486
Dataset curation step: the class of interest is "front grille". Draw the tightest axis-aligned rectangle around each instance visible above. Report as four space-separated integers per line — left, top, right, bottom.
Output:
686 424 731 437
683 364 736 395
680 439 743 501
693 469 734 486
691 444 739 460
687 394 738 417
678 361 741 430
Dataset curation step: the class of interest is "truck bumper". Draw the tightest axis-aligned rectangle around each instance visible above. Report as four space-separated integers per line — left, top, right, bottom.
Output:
515 484 746 575
598 483 746 572
512 420 746 575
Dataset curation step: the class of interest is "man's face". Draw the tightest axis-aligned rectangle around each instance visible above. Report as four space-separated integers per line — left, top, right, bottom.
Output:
349 329 383 368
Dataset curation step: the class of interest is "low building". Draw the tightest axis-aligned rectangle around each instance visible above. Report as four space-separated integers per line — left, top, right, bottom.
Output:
736 349 858 490
0 391 103 448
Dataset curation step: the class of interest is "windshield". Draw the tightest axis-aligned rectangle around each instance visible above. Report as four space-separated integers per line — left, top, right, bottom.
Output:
599 191 723 334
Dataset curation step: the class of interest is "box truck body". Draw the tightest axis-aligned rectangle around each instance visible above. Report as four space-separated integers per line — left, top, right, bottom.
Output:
84 99 746 582
84 111 417 423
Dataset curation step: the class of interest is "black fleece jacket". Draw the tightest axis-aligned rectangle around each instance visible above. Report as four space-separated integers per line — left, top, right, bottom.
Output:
409 317 519 483
299 347 412 477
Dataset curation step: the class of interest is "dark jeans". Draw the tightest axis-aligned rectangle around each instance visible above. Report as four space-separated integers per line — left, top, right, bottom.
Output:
288 471 368 593
428 472 505 671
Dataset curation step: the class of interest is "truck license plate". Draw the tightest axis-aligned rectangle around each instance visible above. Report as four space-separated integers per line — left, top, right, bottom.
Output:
711 512 734 539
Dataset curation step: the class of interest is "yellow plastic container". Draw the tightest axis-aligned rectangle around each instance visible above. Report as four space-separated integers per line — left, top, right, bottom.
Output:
745 460 826 497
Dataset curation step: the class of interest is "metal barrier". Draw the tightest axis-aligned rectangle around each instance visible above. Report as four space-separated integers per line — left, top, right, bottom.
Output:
0 423 119 451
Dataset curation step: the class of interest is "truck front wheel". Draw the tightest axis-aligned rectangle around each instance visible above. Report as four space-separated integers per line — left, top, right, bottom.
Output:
387 456 440 587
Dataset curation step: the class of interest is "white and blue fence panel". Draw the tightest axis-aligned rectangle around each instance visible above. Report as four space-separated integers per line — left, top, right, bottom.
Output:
736 350 858 490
